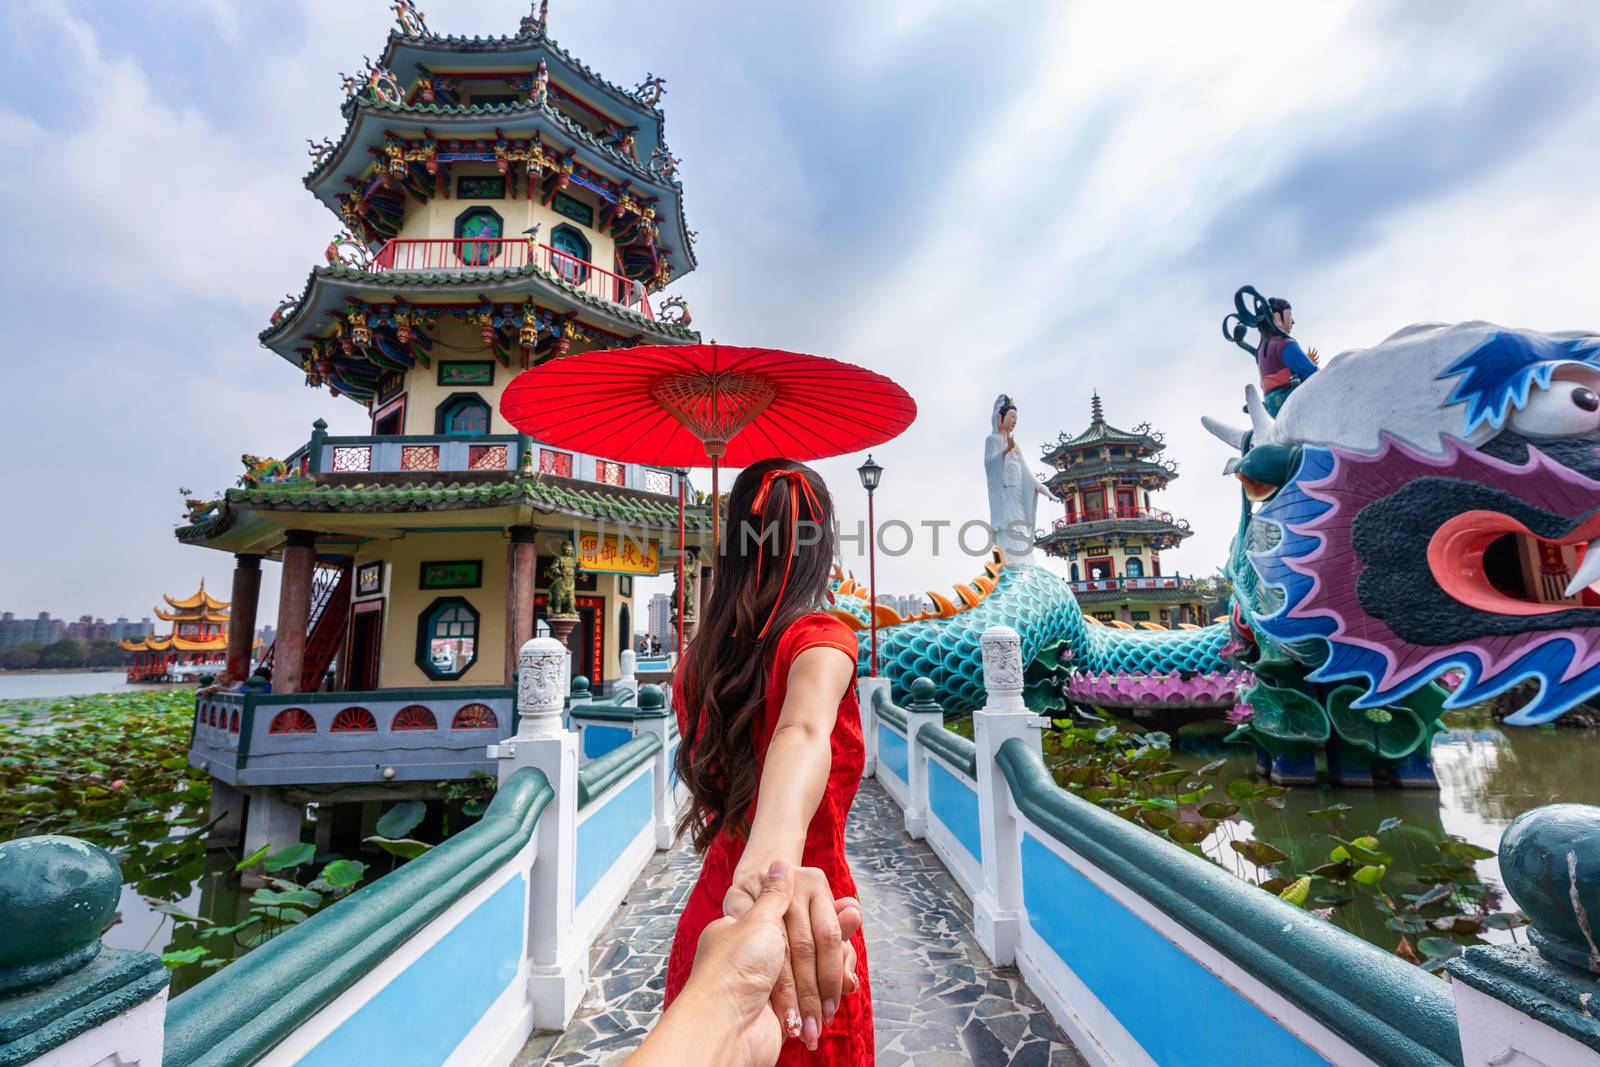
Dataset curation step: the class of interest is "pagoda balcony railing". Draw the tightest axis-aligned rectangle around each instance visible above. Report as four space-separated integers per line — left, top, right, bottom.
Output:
1053 506 1177 529
370 238 654 319
1069 575 1198 595
291 429 687 499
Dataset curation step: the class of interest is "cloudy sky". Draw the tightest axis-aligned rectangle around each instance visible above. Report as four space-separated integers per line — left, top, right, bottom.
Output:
4 0 1599 625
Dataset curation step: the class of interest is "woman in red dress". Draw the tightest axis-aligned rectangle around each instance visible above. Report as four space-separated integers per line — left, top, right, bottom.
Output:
665 458 873 1065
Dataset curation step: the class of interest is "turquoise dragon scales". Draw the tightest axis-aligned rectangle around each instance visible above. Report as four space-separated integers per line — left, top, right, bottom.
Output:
827 553 1237 718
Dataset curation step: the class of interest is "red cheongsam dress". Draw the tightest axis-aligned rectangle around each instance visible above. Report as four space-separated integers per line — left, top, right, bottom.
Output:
664 612 872 1065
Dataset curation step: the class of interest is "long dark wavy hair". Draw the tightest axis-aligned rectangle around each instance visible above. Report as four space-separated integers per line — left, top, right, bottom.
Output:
673 458 838 850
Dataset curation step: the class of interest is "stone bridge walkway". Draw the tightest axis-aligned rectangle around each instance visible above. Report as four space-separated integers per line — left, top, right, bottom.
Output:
520 780 1084 1066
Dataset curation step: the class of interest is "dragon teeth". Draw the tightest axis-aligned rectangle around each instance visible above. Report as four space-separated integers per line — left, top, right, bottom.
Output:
1563 540 1600 599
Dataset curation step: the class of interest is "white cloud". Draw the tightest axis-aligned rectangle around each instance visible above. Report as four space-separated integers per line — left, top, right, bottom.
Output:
6 0 1600 627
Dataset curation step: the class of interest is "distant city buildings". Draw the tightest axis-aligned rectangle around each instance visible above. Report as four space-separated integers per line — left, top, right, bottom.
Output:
877 593 929 618
1 611 155 646
68 616 157 643
256 625 277 648
646 593 674 652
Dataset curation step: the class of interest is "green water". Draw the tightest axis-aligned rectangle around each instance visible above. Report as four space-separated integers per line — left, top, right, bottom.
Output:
1170 722 1600 949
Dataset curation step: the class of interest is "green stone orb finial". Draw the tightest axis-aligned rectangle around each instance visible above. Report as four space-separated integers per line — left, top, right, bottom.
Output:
570 675 591 697
1498 803 1600 973
908 676 941 713
0 836 122 993
638 684 665 711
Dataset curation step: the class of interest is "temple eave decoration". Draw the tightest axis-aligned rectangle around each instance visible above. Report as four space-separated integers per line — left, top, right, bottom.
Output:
262 266 696 405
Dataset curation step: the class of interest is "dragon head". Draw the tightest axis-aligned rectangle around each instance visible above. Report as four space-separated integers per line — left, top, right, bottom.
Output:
1215 322 1600 725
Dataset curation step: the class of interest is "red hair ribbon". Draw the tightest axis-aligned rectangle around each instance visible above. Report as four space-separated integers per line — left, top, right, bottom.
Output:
750 469 824 638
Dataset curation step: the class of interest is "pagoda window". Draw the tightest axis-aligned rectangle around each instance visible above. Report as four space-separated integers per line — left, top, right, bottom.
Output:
1125 557 1145 578
1116 488 1138 517
539 449 574 477
436 394 491 436
1070 563 1080 581
596 459 625 486
550 225 591 283
417 597 478 681
1086 557 1114 581
453 207 503 266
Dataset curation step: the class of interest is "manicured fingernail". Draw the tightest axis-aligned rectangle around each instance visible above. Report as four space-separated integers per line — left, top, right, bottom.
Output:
803 1015 819 1049
768 859 790 879
823 998 837 1025
848 968 857 986
785 1008 801 1038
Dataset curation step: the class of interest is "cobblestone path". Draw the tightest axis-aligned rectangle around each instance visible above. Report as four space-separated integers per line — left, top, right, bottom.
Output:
521 780 1085 1065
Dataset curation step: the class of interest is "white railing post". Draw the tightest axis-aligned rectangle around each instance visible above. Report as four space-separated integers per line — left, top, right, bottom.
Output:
972 625 1044 966
631 684 679 849
618 648 638 707
902 678 944 839
856 675 888 780
489 637 584 1029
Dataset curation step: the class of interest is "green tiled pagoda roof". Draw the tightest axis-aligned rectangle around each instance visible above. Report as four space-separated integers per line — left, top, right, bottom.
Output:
258 262 697 348
378 30 664 124
1036 514 1193 546
1045 457 1178 486
1041 422 1164 465
177 475 711 542
313 96 667 194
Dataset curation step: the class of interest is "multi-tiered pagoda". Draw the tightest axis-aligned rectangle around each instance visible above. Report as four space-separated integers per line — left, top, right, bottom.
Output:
176 5 709 804
1034 393 1206 627
119 581 233 682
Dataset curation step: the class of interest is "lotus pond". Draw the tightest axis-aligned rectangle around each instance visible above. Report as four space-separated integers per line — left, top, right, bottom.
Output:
0 691 488 993
944 709 1600 972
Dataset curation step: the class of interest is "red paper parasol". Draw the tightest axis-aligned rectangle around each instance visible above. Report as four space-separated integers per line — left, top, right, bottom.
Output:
499 344 916 637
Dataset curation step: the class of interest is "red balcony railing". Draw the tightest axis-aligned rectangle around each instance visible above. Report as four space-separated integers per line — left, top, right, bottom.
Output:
1053 506 1175 530
371 238 654 319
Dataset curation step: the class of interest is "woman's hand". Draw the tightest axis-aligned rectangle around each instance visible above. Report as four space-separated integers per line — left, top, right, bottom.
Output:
633 861 859 1067
724 861 847 1050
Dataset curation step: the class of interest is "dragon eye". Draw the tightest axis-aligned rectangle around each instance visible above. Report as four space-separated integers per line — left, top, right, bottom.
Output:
1508 377 1600 439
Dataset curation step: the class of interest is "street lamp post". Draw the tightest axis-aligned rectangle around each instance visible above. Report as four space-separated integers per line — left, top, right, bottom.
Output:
856 455 883 677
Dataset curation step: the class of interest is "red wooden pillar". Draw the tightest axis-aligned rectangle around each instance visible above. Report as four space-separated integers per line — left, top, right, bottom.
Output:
273 530 318 693
226 554 263 682
506 525 538 684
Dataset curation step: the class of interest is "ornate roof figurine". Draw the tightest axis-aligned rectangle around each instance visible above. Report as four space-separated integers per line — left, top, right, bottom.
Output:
649 145 679 180
633 73 667 107
658 295 692 326
519 0 551 37
391 0 429 37
269 294 299 327
237 455 296 489
305 137 335 166
323 231 373 270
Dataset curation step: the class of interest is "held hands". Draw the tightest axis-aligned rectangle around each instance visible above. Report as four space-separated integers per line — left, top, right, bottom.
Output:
724 859 858 1052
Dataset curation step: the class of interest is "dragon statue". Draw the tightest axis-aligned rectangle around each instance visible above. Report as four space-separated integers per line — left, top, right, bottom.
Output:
1202 317 1600 784
831 313 1600 790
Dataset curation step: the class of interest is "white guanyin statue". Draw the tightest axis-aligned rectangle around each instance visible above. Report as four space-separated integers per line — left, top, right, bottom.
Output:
984 394 1054 559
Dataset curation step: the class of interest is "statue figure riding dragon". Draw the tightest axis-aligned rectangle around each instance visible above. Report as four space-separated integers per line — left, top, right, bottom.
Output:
830 300 1600 787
